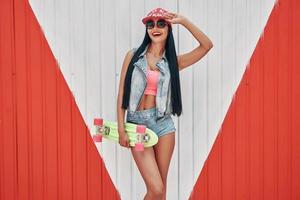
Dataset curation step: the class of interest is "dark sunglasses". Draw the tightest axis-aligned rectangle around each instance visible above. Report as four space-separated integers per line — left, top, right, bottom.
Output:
145 19 168 29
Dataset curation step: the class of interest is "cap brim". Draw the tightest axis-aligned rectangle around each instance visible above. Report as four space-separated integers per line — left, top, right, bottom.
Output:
142 16 172 27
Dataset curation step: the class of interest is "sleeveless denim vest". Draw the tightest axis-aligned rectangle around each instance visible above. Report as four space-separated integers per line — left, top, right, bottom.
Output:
127 44 173 121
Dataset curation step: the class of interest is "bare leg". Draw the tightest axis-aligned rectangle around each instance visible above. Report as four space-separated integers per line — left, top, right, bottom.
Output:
153 132 175 200
131 146 164 200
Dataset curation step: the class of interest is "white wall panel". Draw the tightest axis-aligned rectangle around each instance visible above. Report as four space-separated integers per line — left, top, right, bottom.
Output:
178 1 195 199
115 1 133 199
29 0 276 199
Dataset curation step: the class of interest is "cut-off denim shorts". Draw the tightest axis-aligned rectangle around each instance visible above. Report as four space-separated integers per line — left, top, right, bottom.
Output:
126 107 176 138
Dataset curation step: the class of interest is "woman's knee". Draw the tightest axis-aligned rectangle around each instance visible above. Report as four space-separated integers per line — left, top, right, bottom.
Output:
147 182 164 197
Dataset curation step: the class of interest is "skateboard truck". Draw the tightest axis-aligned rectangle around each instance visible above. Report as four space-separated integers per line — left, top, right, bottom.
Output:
143 134 150 142
93 118 103 142
135 125 146 151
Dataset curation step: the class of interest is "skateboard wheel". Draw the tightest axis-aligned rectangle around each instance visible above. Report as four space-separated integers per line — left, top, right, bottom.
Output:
134 142 144 151
94 118 103 126
136 125 146 133
93 134 102 142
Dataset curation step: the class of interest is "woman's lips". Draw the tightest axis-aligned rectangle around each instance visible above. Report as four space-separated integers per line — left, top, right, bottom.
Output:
152 32 162 37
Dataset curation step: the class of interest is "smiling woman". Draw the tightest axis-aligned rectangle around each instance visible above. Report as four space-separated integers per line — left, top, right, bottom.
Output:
116 6 213 200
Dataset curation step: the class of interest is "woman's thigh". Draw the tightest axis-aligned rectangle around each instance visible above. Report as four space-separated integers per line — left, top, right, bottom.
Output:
153 132 175 182
130 146 164 190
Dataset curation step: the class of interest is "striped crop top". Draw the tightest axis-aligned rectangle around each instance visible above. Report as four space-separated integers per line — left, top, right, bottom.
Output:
144 65 160 95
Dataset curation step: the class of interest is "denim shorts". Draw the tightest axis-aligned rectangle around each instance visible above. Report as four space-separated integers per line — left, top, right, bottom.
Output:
126 107 176 138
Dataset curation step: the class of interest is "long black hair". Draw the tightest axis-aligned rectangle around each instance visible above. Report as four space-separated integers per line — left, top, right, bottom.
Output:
122 25 182 117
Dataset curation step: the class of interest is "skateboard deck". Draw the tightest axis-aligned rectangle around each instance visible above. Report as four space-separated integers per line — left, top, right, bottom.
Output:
92 118 158 151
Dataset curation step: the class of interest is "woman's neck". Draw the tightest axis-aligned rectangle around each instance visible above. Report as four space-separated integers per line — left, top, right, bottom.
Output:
147 42 165 57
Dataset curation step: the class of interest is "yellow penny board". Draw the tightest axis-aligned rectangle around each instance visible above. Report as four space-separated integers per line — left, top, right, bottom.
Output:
92 119 158 148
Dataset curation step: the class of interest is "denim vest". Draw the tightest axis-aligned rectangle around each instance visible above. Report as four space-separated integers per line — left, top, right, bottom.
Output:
127 44 173 120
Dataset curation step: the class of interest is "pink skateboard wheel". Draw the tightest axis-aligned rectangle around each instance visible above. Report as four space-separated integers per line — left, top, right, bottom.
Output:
134 142 144 151
93 134 102 142
94 118 103 125
136 125 146 133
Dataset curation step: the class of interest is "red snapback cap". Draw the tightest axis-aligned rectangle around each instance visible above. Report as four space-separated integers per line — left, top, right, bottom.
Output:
142 7 172 27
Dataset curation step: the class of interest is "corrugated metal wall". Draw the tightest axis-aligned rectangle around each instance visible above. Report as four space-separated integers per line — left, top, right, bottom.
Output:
190 0 300 199
0 0 120 199
1 0 300 199
27 0 278 199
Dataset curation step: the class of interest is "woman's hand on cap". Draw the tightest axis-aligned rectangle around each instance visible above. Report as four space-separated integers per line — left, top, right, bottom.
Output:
163 12 187 25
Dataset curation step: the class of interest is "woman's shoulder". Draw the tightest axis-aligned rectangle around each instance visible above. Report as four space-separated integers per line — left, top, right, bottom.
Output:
131 47 138 54
124 47 137 58
128 47 141 61
124 48 137 60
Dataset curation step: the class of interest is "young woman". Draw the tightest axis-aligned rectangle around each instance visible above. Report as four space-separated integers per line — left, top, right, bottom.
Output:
117 7 213 200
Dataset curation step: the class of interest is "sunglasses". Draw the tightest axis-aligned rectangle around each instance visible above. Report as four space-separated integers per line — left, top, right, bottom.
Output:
145 19 168 29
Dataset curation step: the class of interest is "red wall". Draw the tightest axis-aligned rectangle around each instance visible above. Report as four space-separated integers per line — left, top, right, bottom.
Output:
190 0 300 199
0 0 120 199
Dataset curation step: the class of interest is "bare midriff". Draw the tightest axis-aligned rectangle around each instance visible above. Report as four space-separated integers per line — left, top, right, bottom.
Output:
136 94 156 110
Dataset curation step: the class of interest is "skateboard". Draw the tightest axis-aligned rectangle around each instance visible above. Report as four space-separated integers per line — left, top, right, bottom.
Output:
92 118 158 151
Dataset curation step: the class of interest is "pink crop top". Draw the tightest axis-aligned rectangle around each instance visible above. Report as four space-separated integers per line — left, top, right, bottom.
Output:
144 65 160 95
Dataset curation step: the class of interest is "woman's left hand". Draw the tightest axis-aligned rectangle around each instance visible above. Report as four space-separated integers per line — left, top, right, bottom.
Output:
163 12 187 25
